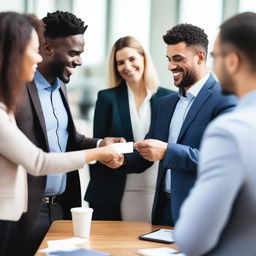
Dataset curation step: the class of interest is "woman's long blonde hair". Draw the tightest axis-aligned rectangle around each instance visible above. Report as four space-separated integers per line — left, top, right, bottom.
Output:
108 36 159 93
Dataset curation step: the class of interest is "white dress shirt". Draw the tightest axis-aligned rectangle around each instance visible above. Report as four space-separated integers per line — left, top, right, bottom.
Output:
121 84 158 221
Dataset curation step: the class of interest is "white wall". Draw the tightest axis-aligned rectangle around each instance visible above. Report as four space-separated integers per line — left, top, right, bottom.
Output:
0 0 23 11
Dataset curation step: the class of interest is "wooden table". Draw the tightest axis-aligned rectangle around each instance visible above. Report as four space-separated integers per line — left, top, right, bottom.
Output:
36 220 177 255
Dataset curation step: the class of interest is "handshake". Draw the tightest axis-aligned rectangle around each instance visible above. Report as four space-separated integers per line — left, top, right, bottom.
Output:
98 137 168 169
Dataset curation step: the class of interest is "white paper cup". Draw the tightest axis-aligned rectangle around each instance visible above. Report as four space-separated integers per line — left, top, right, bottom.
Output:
70 207 93 238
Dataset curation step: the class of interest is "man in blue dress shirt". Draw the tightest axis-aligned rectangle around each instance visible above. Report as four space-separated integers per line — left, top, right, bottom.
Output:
12 11 121 256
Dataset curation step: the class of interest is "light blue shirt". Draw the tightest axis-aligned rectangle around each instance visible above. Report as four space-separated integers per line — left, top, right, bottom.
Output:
34 71 68 196
165 73 210 193
175 91 256 256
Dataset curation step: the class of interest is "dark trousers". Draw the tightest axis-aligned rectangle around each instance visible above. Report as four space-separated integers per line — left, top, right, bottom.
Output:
89 203 121 221
8 202 63 256
0 220 16 256
155 194 174 226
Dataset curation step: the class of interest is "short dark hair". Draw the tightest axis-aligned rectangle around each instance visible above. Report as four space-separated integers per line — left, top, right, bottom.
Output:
220 12 256 69
0 12 33 112
163 23 208 55
42 11 87 38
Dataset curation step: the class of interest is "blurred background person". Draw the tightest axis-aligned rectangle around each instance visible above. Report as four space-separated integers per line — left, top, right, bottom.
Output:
0 11 121 256
85 36 174 221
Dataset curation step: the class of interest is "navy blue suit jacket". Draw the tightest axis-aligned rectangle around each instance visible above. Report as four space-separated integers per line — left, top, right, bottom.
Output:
85 82 174 207
119 74 237 224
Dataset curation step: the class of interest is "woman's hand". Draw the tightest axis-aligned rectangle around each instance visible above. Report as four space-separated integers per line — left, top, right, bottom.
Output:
98 144 124 169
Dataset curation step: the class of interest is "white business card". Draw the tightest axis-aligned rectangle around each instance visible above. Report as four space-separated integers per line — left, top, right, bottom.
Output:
113 141 133 154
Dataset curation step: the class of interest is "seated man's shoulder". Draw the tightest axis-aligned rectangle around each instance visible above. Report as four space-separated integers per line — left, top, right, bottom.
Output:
205 108 248 138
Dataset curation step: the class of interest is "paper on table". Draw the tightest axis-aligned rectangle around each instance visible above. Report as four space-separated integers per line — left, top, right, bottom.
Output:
38 237 87 253
38 237 110 256
48 237 87 248
113 141 133 154
137 247 186 256
38 246 77 254
45 248 110 256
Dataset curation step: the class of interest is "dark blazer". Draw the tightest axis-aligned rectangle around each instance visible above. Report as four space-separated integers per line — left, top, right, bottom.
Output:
118 75 237 224
15 80 98 234
85 82 174 207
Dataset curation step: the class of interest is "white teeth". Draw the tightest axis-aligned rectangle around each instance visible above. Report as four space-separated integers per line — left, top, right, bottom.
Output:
173 72 181 77
66 66 74 75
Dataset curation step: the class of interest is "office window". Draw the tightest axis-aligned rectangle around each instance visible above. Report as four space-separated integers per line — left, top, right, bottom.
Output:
179 0 223 68
109 0 151 50
0 0 23 11
239 0 256 12
73 0 107 66
34 0 56 18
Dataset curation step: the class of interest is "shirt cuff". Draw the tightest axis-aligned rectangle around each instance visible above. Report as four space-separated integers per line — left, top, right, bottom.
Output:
88 139 102 165
96 139 102 148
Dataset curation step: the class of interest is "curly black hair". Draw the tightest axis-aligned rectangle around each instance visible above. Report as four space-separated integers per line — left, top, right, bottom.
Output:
163 23 208 55
42 10 87 38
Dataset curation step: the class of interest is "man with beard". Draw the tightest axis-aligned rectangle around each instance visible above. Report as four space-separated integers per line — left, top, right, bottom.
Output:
118 23 237 226
12 11 122 256
175 12 256 256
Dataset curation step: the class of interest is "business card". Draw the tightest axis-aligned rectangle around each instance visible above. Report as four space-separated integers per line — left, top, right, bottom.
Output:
113 141 133 154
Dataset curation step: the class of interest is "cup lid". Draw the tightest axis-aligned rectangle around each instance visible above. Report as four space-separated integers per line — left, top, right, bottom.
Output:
70 207 93 213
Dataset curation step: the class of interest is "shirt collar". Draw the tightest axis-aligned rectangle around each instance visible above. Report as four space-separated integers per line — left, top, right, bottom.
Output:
178 73 210 99
126 82 152 101
0 102 7 111
237 89 256 109
34 70 61 91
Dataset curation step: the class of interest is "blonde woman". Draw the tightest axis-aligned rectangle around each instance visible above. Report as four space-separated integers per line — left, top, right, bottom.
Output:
85 36 174 221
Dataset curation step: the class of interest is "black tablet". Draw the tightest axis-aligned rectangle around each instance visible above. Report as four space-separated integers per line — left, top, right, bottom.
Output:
138 229 174 244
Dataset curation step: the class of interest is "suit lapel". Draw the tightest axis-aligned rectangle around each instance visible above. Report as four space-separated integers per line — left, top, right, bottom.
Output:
150 94 157 117
59 83 76 144
27 81 49 149
59 82 69 103
150 93 160 120
59 83 72 122
117 82 134 141
177 75 215 142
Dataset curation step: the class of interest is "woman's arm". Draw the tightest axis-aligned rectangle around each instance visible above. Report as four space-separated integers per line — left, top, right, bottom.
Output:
0 109 120 176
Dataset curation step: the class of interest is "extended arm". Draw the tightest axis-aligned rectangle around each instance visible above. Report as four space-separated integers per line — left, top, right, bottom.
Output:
118 150 153 174
162 142 199 171
0 110 121 176
73 130 98 149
